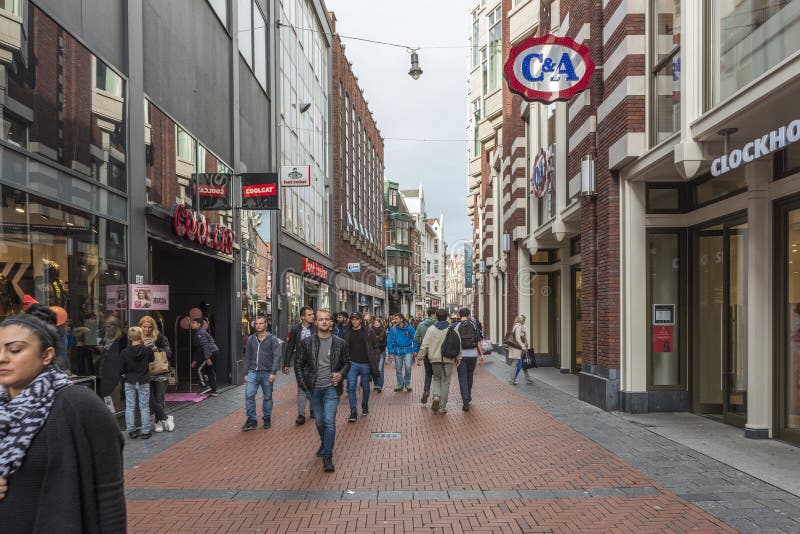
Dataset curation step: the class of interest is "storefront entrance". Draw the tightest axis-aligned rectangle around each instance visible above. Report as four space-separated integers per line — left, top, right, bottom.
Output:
776 201 800 446
691 217 748 426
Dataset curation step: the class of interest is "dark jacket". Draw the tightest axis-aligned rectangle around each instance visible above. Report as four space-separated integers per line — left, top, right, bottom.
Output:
0 386 126 534
345 327 380 381
283 322 317 368
371 326 387 352
294 334 350 396
120 343 154 385
244 332 281 373
192 328 219 363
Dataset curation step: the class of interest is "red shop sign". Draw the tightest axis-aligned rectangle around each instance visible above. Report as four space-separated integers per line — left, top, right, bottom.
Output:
504 34 595 103
171 204 235 256
302 258 328 281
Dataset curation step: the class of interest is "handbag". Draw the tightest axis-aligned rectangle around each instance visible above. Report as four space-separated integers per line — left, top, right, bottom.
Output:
504 329 520 349
150 351 169 375
521 349 537 370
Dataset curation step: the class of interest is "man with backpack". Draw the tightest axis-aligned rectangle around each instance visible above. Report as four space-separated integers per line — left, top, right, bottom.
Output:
413 307 437 404
454 308 484 411
417 309 462 414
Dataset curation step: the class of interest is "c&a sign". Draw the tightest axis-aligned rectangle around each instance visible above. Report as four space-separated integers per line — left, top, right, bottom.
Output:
171 204 234 255
504 35 595 103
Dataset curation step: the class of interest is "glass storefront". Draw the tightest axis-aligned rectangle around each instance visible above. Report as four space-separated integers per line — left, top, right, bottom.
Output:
709 0 800 106
572 268 582 371
648 232 681 386
0 185 127 376
780 204 800 444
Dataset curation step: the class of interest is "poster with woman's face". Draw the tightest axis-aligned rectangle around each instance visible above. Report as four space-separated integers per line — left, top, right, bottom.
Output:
130 284 169 310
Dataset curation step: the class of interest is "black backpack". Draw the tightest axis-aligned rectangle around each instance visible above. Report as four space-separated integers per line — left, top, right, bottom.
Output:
441 325 461 358
457 320 478 349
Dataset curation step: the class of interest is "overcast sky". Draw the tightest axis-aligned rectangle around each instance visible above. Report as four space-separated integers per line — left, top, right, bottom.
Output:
325 0 472 252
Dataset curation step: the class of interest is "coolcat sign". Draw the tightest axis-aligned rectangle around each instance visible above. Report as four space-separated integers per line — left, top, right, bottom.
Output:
504 35 595 103
711 120 800 176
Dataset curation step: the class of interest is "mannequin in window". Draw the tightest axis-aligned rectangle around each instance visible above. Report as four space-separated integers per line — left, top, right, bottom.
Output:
43 260 67 308
0 274 21 319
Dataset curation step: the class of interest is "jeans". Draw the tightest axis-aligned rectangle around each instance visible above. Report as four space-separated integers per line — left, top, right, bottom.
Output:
245 370 274 422
423 357 433 393
431 361 454 412
347 362 371 411
149 379 168 422
394 352 414 387
310 385 339 459
125 382 150 433
457 357 478 403
376 350 386 388
511 358 530 382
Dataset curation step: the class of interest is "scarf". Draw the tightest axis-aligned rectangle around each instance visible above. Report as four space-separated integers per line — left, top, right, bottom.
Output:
0 365 72 479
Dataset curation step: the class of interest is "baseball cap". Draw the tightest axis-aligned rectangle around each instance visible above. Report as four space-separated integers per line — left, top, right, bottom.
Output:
350 312 363 320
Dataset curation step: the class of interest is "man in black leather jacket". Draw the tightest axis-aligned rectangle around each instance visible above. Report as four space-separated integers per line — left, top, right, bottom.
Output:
282 306 316 425
295 309 350 473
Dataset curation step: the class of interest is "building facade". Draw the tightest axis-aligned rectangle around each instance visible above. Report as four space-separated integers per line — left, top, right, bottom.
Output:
384 180 415 315
329 12 386 316
468 0 800 446
0 0 278 406
446 252 471 314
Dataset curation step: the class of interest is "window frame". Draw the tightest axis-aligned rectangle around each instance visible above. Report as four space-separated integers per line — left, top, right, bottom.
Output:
649 0 681 147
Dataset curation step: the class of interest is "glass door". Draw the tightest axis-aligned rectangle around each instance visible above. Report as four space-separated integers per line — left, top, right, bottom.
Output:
691 218 747 426
778 205 800 445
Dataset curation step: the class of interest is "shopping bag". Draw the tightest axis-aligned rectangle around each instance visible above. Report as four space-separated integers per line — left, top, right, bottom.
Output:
149 351 169 375
479 338 493 354
521 349 537 370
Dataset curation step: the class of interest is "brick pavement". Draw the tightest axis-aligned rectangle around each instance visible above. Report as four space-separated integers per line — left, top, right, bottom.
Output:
125 361 736 533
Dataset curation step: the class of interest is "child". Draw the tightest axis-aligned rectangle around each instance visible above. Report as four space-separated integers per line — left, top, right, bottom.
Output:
120 326 155 439
191 317 219 396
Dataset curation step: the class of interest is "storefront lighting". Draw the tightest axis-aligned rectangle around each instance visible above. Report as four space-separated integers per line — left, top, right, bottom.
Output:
479 259 486 273
581 155 596 196
503 233 511 254
14 204 24 213
408 49 423 80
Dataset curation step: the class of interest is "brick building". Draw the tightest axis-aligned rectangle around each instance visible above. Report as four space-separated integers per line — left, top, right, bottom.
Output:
468 0 800 446
329 12 386 315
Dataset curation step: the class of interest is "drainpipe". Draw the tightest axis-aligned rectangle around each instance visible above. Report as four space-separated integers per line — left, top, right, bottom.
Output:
590 0 604 376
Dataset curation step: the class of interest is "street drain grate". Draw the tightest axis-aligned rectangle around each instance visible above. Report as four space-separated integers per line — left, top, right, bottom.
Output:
371 432 401 440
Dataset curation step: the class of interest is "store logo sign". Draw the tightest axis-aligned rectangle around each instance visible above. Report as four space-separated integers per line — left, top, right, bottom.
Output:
171 204 234 255
302 258 328 280
198 184 227 197
711 120 800 176
504 35 595 103
243 184 277 197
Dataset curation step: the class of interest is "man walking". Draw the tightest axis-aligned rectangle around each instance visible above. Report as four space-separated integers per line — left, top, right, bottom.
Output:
413 307 437 404
242 315 282 431
417 309 462 414
191 318 219 396
454 308 484 411
283 306 316 425
295 309 350 473
344 312 379 422
333 312 348 338
387 313 417 392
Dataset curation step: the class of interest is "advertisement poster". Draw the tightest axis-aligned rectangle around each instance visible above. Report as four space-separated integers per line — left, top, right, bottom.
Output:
653 325 674 353
106 284 128 310
130 284 169 310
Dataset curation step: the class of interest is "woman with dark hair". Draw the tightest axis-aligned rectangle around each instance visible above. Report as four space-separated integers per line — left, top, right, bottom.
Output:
0 307 126 532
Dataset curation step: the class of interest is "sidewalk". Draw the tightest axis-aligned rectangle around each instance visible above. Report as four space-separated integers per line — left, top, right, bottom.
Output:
123 359 800 533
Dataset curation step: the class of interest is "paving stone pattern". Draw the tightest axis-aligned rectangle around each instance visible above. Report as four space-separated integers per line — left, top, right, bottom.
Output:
122 358 791 532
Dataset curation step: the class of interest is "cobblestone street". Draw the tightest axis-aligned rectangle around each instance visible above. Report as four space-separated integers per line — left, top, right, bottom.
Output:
122 358 800 533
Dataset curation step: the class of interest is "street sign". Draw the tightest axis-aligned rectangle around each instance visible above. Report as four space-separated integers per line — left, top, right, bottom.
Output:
347 262 361 273
504 35 595 103
241 173 279 210
192 173 232 210
384 277 394 288
280 165 311 187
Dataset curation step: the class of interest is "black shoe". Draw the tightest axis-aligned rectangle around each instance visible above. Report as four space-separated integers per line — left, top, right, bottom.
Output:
316 445 324 458
295 414 306 425
141 433 152 440
374 386 382 393
263 418 271 429
128 430 140 439
362 404 369 415
309 410 315 419
462 402 470 412
323 457 335 472
241 419 258 431
347 411 358 423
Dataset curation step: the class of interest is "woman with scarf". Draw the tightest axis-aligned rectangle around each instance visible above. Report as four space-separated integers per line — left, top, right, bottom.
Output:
0 306 126 532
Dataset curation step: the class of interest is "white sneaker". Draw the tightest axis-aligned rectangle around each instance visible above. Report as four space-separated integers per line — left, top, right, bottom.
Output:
154 421 164 433
165 415 175 432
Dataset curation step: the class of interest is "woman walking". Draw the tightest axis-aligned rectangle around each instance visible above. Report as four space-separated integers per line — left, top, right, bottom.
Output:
0 307 126 532
371 317 388 392
507 315 533 385
140 315 175 432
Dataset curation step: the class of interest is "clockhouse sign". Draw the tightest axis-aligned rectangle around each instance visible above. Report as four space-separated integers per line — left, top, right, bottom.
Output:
504 35 595 103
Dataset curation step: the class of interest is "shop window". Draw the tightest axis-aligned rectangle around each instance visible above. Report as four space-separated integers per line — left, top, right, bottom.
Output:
646 184 686 213
708 0 800 107
776 144 800 179
692 169 747 208
651 0 681 146
647 231 682 387
531 274 550 354
285 272 302 326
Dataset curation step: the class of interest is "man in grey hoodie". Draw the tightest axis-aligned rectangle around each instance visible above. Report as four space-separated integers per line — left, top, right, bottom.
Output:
241 315 282 431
